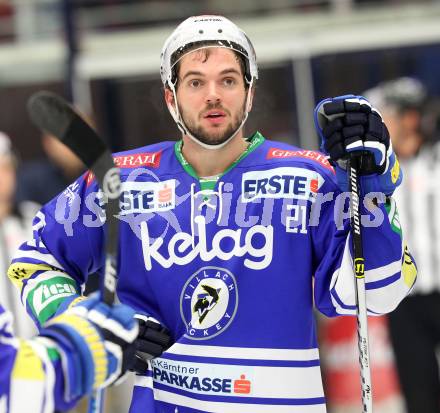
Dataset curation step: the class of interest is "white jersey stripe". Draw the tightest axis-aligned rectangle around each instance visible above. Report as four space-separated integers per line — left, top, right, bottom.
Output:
135 375 154 389
330 235 405 314
0 310 13 331
0 336 19 348
152 388 326 413
364 259 402 282
13 250 64 270
166 343 319 361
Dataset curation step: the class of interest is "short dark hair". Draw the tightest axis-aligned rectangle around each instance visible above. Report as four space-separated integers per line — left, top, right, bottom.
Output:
169 41 249 90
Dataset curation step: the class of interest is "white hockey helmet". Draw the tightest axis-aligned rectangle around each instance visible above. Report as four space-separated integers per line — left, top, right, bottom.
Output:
160 15 258 88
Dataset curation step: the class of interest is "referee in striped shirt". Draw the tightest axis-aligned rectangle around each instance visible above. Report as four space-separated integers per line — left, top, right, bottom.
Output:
365 77 440 413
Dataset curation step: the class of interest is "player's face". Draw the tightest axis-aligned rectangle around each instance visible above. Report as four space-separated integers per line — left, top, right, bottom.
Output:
171 48 249 146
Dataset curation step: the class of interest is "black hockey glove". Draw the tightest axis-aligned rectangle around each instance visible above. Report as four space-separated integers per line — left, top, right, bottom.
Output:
314 95 402 195
316 95 390 173
129 314 173 374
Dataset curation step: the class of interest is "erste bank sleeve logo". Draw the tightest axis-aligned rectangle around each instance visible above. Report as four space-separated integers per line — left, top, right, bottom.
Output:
120 179 176 215
241 167 325 203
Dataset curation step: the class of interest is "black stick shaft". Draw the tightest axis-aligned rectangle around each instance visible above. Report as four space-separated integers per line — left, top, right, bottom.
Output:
91 152 121 306
348 155 373 413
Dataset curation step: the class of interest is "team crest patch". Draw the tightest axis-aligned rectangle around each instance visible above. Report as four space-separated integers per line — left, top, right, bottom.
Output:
180 267 238 340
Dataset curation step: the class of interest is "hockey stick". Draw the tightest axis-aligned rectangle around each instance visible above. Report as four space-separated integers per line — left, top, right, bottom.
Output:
347 153 373 413
27 91 121 413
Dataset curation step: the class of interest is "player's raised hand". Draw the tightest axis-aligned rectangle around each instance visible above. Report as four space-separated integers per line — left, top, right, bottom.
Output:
40 293 138 402
314 94 402 195
315 95 389 171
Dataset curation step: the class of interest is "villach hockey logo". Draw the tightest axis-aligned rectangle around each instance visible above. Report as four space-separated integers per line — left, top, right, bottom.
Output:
180 267 238 340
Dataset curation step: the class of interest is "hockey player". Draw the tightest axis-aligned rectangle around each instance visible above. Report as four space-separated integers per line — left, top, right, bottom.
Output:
0 294 138 412
9 15 416 412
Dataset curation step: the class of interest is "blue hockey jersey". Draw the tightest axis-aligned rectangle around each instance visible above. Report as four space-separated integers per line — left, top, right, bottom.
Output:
8 132 416 412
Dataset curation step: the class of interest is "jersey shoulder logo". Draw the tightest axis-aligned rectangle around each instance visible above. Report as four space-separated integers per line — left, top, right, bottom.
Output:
241 166 325 203
120 179 176 214
84 151 162 186
114 151 162 169
180 267 238 340
267 147 334 173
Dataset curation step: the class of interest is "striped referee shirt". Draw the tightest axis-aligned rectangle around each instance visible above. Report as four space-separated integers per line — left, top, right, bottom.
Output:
393 141 440 294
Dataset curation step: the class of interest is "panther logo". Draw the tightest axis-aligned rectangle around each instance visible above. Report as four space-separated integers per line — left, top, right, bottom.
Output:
193 285 221 324
180 267 238 340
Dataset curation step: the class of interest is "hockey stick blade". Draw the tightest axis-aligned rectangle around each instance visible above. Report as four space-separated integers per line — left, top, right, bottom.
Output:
28 91 107 169
27 91 121 306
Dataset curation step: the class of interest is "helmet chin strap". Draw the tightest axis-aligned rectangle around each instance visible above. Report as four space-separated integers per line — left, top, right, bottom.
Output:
167 78 254 150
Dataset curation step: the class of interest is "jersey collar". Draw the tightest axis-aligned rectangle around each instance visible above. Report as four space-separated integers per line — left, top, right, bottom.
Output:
174 132 265 190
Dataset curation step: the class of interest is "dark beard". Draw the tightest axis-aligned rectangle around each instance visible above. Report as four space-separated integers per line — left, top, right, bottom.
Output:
179 102 245 146
188 121 240 146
